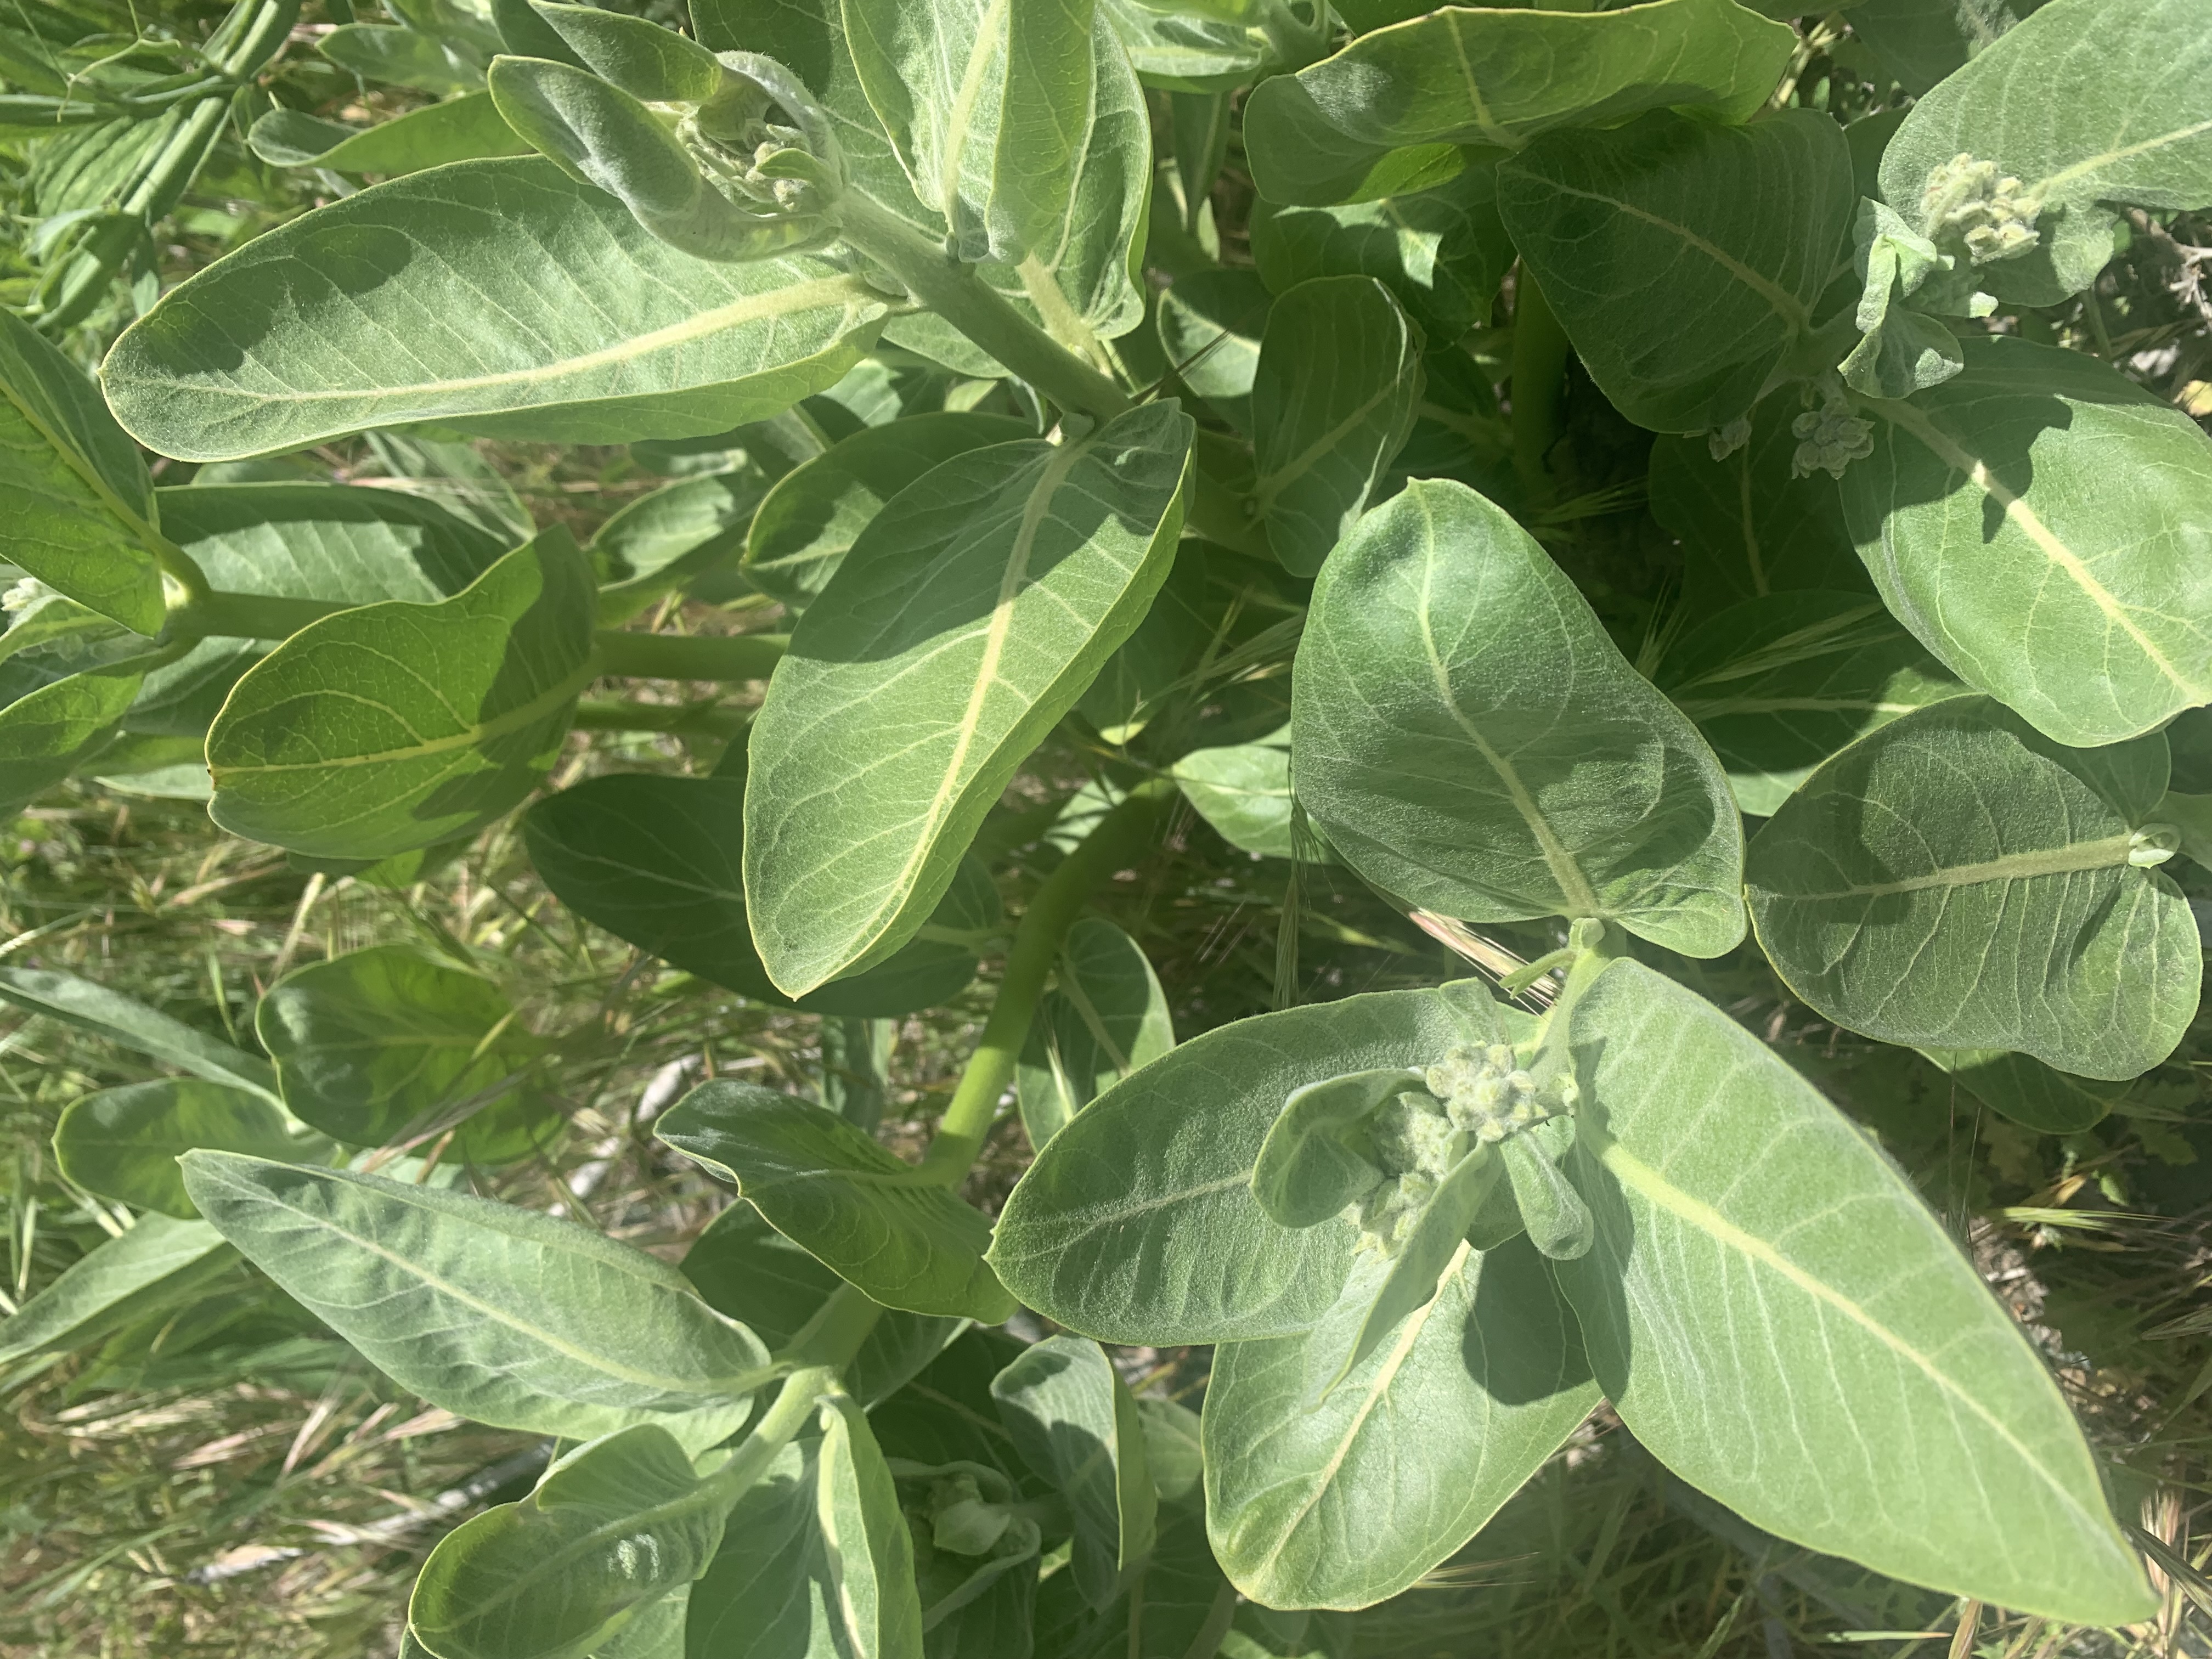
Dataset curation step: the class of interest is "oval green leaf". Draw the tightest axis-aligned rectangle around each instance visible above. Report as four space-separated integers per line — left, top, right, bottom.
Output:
53 1079 318 1219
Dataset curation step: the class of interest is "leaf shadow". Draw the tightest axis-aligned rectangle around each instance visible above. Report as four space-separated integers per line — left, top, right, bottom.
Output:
1461 1231 1596 1407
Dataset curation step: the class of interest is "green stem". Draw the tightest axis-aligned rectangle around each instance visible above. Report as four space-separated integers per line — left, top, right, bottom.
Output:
918 776 1175 1182
1510 266 1571 507
593 629 788 682
836 192 1132 425
568 698 743 736
1532 918 1626 1064
782 1280 889 1374
703 1361 843 1503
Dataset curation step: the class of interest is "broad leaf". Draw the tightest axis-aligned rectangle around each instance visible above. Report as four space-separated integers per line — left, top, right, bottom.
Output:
1497 110 1855 435
990 981 1529 1345
1014 916 1173 1152
320 22 481 93
0 657 149 816
1240 0 1796 206
1745 695 2195 1080
1647 400 1870 611
248 92 529 174
1654 591 1963 817
411 1426 729 1659
590 471 765 623
680 1200 961 1407
1556 959 2157 1624
1170 735 1308 861
53 1080 316 1219
657 1081 1018 1322
742 413 1034 610
1842 336 2212 748
1878 0 2212 305
0 1212 233 1367
1920 1047 2119 1135
522 774 1001 1017
1077 537 1223 744
991 1335 1156 1609
817 1395 929 1659
1203 1235 1595 1610
1250 275 1422 577
744 402 1193 998
206 529 596 860
0 965 281 1102
179 1153 771 1450
0 307 167 633
1293 480 1746 956
101 159 889 459
255 945 558 1160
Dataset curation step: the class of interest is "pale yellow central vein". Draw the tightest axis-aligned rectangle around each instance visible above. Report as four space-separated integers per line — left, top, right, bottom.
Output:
2036 115 2212 198
215 663 590 777
1443 19 1514 150
941 0 1013 228
1538 180 1810 333
1870 397 2206 697
1791 832 2137 900
1585 1124 2109 1535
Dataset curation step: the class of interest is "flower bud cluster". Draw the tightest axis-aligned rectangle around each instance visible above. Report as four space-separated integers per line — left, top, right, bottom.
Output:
1425 1041 1577 1143
1791 383 1875 481
1920 153 2041 267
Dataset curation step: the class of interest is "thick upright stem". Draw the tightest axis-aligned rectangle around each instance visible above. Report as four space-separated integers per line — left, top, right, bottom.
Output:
919 777 1175 1182
836 193 1132 424
1511 266 1572 507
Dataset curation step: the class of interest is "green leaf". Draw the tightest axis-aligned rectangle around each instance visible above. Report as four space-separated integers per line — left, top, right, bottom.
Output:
991 1336 1156 1609
1846 0 2045 94
411 1425 730 1659
522 774 1001 1016
1293 479 1746 956
680 1200 961 1407
1249 1068 1414 1229
528 2 726 101
1647 400 1870 612
1841 336 2212 748
53 1080 319 1219
1158 269 1271 432
0 307 168 634
742 412 1034 610
1556 958 2157 1624
1241 0 1797 206
1076 537 1226 745
588 470 765 623
178 1152 771 1449
1249 167 1513 340
818 1393 929 1659
1878 0 2212 306
990 981 1530 1345
1499 1122 1590 1262
1170 735 1313 861
1250 276 1423 577
744 402 1193 997
657 1081 1018 1322
1099 0 1272 92
0 656 148 816
1014 917 1173 1152
1746 695 2196 1080
1497 110 1855 435
321 22 482 93
247 93 531 174
1920 1047 2118 1135
1653 591 1964 817
0 1212 233 1367
1838 200 1968 402
101 159 889 460
679 1437 822 1657
0 964 281 1102
206 528 596 860
255 944 558 1161
1203 1234 1595 1610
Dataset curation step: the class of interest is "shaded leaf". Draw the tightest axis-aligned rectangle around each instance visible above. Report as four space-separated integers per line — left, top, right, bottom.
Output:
1920 1047 2118 1135
1170 735 1310 861
0 1212 233 1367
53 1080 317 1219
1015 917 1174 1152
247 92 529 174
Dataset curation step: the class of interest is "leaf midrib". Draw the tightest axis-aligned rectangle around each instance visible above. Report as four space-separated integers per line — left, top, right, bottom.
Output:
1780 831 2137 900
1532 178 1812 335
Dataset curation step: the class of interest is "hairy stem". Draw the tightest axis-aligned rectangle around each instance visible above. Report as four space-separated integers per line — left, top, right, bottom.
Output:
1510 266 1571 507
918 776 1176 1182
836 191 1132 425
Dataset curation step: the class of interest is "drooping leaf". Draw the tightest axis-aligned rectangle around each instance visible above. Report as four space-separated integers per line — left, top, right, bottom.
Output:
1647 399 1870 612
991 1335 1157 1609
1746 695 2196 1080
1841 336 2212 748
0 965 281 1102
1497 110 1855 435
680 1200 961 1407
1654 591 1964 817
522 774 1002 1017
1878 0 2212 305
0 307 167 634
255 945 559 1160
1203 1235 1595 1610
658 1081 1017 1322
412 1425 731 1659
206 528 597 860
0 1212 233 1367
247 92 530 174
1170 734 1311 861
744 402 1192 998
1240 0 1797 206
1014 917 1174 1152
53 1080 319 1219
101 159 889 460
178 1152 772 1451
1499 1121 1590 1262
1920 1047 2119 1135
990 981 1528 1345
1293 479 1746 956
1556 958 2158 1624
1249 275 1423 577
742 413 1033 610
